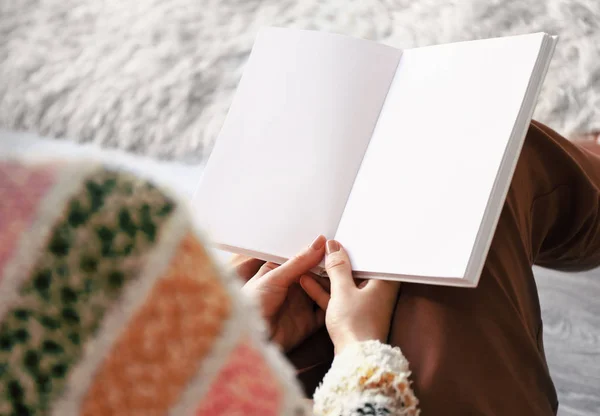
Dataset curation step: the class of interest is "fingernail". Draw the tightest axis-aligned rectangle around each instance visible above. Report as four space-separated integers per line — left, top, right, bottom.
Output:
310 235 326 250
326 240 340 254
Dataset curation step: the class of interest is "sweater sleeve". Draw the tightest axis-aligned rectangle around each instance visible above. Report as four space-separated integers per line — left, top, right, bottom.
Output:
313 340 420 416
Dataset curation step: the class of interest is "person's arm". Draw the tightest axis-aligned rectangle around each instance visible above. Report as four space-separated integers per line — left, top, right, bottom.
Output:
301 240 420 416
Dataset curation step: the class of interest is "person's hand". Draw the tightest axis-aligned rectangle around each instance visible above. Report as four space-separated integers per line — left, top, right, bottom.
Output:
238 235 328 352
300 240 401 354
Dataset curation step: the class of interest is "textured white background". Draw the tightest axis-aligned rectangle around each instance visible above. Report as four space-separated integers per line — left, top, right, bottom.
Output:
1 0 599 161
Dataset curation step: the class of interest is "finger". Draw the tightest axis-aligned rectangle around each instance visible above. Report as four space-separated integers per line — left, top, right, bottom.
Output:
364 278 401 299
230 255 265 280
315 308 326 327
314 274 331 293
300 275 330 311
265 235 326 287
254 262 279 278
324 240 355 293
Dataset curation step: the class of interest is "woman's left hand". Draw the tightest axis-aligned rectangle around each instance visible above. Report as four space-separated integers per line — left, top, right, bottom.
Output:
239 235 327 351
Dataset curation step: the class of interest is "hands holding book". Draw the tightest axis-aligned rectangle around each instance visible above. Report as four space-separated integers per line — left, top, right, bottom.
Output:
237 235 328 351
234 235 401 354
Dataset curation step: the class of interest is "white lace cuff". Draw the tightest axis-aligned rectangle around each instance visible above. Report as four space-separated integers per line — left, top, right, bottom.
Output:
313 340 419 416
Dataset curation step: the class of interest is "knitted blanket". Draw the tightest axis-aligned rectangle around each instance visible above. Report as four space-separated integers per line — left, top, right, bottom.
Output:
0 160 307 415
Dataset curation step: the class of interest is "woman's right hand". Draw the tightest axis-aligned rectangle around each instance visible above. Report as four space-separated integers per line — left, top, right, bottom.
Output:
299 240 401 355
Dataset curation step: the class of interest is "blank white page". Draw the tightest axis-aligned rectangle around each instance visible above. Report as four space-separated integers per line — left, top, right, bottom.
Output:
193 28 401 260
335 33 545 278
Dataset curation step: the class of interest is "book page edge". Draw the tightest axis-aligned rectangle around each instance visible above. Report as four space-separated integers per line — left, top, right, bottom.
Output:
464 33 557 288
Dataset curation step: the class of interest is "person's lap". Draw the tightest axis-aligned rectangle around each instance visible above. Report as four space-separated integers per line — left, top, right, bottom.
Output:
288 121 600 415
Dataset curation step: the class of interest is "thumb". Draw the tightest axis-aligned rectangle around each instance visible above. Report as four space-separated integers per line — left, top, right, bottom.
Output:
364 278 401 300
325 240 355 293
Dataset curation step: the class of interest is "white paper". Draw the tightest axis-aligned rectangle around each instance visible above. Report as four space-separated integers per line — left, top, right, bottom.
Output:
335 33 545 278
194 28 401 259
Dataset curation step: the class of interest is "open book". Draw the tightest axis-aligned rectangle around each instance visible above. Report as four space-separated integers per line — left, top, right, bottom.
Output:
193 28 557 287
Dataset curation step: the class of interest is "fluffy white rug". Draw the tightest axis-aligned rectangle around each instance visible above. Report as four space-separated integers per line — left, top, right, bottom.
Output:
1 0 598 161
